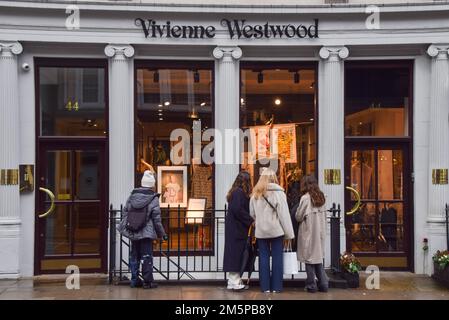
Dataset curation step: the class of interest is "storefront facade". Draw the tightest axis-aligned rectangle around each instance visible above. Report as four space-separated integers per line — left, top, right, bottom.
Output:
0 0 448 278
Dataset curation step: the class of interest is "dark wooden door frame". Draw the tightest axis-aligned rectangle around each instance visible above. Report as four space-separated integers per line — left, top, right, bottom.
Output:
344 141 412 271
34 58 109 275
36 140 107 274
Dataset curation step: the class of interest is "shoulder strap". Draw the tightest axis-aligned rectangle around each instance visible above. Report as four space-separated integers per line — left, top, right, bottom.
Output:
262 195 277 213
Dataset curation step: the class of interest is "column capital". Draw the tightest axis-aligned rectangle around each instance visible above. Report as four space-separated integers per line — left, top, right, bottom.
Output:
319 46 349 61
104 44 135 60
0 42 23 57
213 46 242 61
427 44 449 60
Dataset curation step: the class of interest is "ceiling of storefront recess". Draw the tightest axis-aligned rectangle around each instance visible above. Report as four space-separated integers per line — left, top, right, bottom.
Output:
139 69 315 94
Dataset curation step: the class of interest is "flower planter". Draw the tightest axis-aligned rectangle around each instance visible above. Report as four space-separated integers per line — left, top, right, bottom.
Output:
341 271 360 288
432 262 449 289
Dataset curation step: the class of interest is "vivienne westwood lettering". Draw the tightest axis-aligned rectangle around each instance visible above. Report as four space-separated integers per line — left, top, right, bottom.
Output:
135 18 319 40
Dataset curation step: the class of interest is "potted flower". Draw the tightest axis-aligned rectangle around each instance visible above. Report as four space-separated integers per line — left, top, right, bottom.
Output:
432 250 449 288
340 252 361 288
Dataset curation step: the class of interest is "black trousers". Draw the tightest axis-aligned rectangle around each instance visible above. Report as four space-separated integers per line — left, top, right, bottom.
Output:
305 263 328 291
130 238 154 284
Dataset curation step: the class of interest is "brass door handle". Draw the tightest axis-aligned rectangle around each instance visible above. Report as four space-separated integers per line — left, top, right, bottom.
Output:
38 187 55 218
346 186 361 216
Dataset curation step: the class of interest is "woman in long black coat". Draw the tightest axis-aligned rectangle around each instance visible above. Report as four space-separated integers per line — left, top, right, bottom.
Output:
223 171 252 290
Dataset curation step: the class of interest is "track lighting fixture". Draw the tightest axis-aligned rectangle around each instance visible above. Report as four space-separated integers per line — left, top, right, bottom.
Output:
257 71 263 84
294 71 300 84
194 70 200 83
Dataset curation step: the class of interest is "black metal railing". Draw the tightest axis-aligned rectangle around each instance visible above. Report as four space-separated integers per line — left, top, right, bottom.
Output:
445 203 449 250
108 203 343 284
328 203 342 273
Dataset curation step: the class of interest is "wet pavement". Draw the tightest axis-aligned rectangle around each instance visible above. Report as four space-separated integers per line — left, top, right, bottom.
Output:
0 272 447 300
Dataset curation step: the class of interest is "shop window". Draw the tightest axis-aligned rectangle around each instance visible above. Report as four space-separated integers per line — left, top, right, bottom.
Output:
136 62 214 253
345 65 410 137
39 67 106 136
240 63 317 207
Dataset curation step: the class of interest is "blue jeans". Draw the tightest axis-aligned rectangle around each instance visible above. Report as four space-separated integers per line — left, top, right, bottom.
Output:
257 236 283 292
130 238 154 286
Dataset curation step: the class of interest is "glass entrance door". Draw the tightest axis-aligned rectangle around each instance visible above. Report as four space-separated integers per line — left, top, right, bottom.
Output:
36 142 106 273
345 144 411 269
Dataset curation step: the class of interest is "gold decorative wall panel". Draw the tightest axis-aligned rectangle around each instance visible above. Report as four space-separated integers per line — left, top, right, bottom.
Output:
324 169 341 185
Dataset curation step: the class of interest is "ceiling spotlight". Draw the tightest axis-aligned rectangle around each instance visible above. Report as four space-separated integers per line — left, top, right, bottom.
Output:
274 98 281 106
310 118 314 121
164 101 170 106
193 70 200 83
153 70 159 83
200 102 206 107
158 109 162 112
257 71 264 84
294 71 300 84
159 117 164 121
158 112 163 116
310 82 315 89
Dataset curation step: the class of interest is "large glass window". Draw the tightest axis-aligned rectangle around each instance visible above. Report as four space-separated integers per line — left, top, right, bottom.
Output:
39 67 106 136
345 64 410 137
240 62 317 207
136 61 214 253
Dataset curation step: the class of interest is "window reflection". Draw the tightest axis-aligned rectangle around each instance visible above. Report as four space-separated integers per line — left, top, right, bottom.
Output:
136 63 214 253
345 66 410 137
39 67 106 136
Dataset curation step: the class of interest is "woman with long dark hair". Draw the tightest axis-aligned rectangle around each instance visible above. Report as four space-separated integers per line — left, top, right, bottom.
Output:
295 174 328 293
223 171 253 290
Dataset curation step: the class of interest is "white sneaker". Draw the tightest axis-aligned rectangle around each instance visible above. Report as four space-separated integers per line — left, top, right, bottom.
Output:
227 283 245 291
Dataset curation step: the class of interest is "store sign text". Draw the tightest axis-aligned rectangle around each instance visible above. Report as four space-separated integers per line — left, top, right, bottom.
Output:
135 18 319 40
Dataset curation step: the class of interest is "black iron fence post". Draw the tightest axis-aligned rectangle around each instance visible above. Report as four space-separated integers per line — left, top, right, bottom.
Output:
329 203 341 273
119 204 123 281
446 204 449 251
108 204 116 284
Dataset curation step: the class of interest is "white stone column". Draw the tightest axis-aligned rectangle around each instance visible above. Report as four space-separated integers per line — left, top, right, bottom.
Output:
213 46 242 211
0 41 23 278
105 44 135 208
426 44 449 222
318 46 348 208
213 46 242 279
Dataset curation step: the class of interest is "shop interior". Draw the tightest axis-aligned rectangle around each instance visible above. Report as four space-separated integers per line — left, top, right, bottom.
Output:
240 63 317 208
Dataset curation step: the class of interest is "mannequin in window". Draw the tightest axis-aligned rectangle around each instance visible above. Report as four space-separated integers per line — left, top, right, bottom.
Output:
380 203 398 251
154 142 168 165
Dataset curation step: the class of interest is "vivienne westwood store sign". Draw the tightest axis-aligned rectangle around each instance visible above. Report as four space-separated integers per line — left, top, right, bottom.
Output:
135 18 319 39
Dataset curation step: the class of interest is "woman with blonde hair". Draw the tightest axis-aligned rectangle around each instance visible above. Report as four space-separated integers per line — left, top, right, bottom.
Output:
250 168 295 293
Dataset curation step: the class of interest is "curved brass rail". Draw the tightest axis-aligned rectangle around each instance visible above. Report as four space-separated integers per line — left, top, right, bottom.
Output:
38 187 55 218
346 186 361 216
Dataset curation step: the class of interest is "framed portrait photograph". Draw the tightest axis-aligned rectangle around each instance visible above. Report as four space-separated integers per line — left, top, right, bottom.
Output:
157 166 188 208
185 198 207 224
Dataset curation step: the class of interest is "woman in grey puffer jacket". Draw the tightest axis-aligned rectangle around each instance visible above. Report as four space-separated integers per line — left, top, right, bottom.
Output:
118 170 167 289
